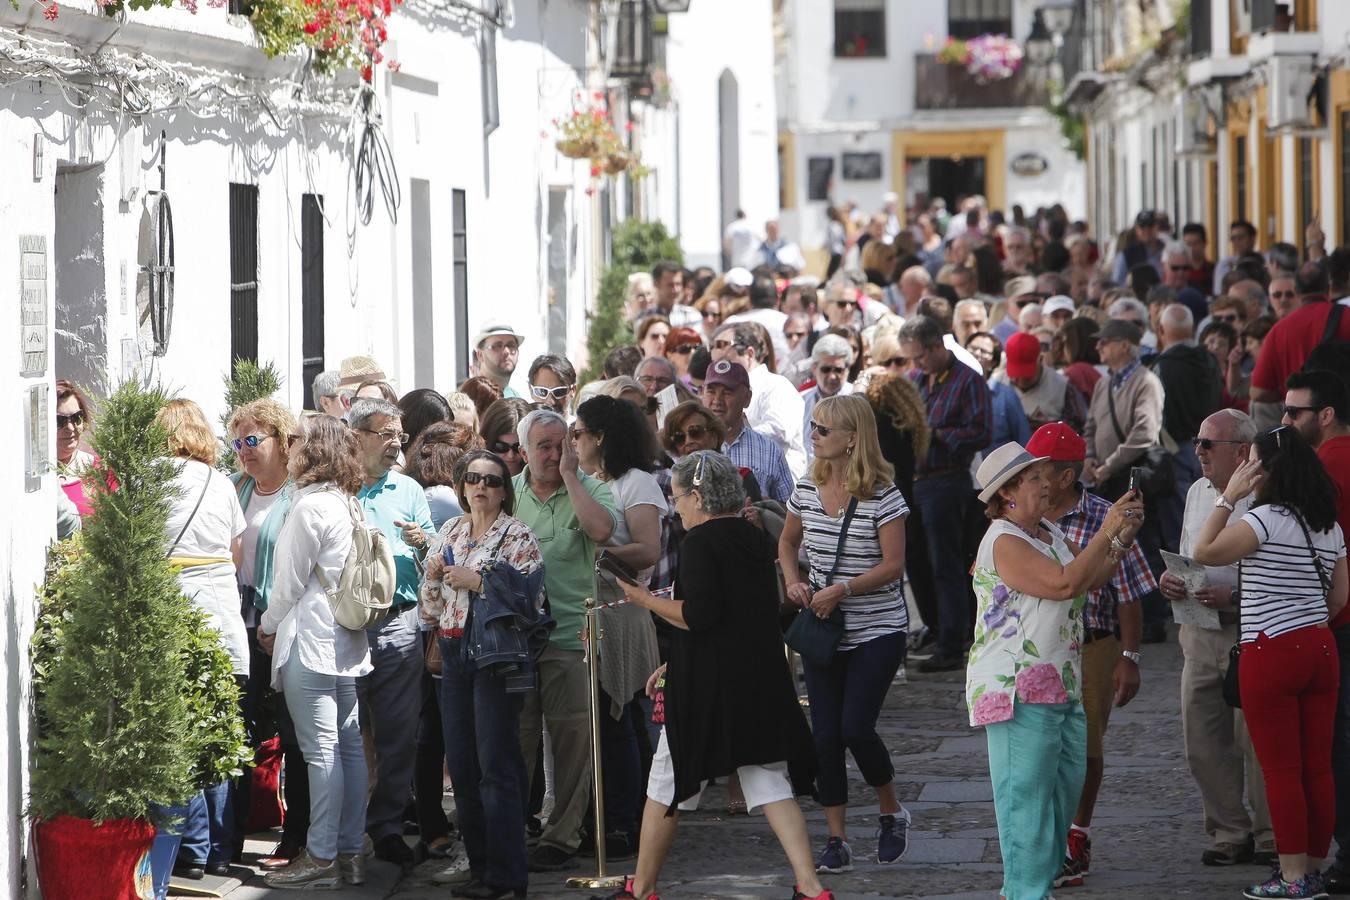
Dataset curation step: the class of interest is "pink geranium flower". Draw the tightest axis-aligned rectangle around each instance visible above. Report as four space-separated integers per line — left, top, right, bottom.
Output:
1016 662 1068 704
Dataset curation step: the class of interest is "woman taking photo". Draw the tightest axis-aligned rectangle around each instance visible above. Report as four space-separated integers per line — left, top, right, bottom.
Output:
226 398 305 868
613 451 829 900
778 394 912 873
157 399 249 878
967 443 1143 900
1192 426 1347 900
421 449 543 899
259 416 372 890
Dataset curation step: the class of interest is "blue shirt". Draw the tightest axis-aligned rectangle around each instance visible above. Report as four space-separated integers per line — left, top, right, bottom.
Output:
989 380 1031 449
357 470 434 608
723 425 794 502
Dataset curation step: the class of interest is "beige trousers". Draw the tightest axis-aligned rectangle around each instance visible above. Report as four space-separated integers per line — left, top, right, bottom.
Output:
1178 623 1274 849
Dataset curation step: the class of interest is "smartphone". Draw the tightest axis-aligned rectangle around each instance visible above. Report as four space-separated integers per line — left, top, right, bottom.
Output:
597 553 640 586
1128 467 1143 495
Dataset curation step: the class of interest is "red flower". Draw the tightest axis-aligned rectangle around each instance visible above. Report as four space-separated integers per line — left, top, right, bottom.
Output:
386 59 401 72
303 20 320 33
361 64 373 81
589 163 601 177
43 2 58 19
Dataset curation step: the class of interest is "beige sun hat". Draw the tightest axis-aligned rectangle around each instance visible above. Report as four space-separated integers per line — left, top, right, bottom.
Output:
338 355 386 390
976 442 1049 504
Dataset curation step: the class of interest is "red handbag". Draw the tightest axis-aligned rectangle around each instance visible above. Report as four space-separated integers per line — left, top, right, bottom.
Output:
246 736 285 831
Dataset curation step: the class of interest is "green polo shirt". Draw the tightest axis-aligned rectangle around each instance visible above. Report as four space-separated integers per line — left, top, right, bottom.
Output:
357 470 434 610
512 467 617 653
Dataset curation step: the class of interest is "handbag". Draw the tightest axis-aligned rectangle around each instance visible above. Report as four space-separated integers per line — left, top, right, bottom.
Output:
1105 384 1174 499
784 496 858 667
424 628 443 676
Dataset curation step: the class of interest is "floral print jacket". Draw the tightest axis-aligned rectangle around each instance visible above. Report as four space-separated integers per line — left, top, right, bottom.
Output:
966 518 1086 727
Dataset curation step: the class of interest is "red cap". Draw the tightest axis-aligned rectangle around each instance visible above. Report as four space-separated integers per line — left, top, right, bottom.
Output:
1004 332 1041 380
1026 422 1087 462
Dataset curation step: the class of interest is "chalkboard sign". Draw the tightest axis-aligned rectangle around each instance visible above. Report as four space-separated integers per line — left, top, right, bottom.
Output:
807 156 834 201
841 151 883 181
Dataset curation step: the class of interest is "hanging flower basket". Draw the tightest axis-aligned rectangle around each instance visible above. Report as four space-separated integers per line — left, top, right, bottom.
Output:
937 33 1023 83
603 151 631 175
557 137 600 159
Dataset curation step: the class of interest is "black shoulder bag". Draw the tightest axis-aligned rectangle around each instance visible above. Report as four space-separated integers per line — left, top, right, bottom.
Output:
784 496 858 667
1105 383 1174 500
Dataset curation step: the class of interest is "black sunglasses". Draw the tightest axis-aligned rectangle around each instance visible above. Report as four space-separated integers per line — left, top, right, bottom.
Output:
489 440 520 455
1282 405 1320 419
1192 437 1245 451
56 412 86 428
670 344 698 354
809 420 852 437
667 423 709 445
818 365 847 376
463 471 506 488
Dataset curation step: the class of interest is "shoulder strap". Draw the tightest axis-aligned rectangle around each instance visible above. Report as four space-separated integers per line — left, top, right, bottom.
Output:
824 496 860 586
1290 508 1333 598
1105 380 1127 444
1318 300 1346 346
167 464 212 559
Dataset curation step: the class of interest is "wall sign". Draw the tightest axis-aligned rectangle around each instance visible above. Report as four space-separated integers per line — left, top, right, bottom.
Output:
27 383 49 490
807 156 834 202
841 152 883 181
1010 152 1050 178
20 234 47 376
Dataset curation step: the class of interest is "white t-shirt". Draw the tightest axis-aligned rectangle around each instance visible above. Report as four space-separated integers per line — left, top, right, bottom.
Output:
604 468 668 586
166 459 249 674
1238 504 1346 643
239 487 282 591
724 218 760 269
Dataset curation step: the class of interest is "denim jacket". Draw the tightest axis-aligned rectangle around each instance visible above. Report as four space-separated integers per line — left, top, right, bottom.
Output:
462 561 554 692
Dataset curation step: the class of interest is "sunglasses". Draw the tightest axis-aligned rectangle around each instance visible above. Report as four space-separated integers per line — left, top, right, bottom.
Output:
1270 290 1296 300
818 365 847 376
702 310 722 320
1210 313 1240 324
529 384 571 401
880 357 908 369
667 423 709 446
809 420 851 437
484 341 519 354
670 344 698 354
1282 404 1320 419
489 440 520 455
232 433 274 451
831 299 858 308
56 412 86 428
1192 437 1246 451
462 471 506 488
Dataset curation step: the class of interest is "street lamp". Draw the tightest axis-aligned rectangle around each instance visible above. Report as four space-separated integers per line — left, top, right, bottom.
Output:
1040 0 1076 40
1025 10 1055 68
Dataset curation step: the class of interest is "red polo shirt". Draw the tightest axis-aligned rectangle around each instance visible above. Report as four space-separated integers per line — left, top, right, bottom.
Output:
1251 299 1350 394
1318 434 1350 628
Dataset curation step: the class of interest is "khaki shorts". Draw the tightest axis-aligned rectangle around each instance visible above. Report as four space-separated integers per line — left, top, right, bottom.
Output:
1081 634 1119 759
646 728 794 813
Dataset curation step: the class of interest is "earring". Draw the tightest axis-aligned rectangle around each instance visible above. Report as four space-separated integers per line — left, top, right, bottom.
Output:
1009 500 1016 509
846 445 854 456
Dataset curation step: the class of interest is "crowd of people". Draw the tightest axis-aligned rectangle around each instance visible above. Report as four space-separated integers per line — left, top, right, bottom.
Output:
51 191 1350 900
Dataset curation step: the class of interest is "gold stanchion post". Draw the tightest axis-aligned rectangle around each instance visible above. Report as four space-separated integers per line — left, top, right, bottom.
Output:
565 597 626 890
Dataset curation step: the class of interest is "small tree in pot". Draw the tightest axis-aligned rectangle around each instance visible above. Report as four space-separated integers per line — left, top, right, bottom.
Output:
29 381 195 900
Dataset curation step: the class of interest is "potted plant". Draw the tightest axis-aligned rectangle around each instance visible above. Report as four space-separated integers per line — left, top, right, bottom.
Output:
554 101 620 160
29 382 196 900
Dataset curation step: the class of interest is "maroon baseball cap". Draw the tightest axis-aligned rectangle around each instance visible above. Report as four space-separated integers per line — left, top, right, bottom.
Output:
1026 422 1087 462
703 359 750 390
1004 332 1041 380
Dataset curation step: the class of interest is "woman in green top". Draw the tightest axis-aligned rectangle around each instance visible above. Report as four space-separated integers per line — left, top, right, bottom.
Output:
226 398 303 867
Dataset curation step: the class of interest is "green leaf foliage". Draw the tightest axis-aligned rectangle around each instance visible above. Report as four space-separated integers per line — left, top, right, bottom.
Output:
220 360 282 469
30 382 196 822
583 220 683 382
175 609 252 789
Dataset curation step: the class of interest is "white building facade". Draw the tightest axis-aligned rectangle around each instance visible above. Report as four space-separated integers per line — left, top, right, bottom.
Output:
777 0 1086 264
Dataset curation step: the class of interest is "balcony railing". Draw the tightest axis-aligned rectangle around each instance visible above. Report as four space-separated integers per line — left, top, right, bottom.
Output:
914 53 1050 110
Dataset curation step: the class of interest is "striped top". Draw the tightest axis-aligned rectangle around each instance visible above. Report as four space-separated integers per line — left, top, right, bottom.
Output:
1238 504 1346 643
787 478 909 649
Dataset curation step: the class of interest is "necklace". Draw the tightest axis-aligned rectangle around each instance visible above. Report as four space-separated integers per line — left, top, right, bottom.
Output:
254 479 284 497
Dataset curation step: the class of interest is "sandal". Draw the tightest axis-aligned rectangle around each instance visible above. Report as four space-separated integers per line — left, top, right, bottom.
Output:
726 799 748 816
594 876 660 900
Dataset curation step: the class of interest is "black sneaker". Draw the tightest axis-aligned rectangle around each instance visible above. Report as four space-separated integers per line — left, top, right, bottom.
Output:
203 862 232 878
373 833 415 866
918 652 964 673
172 862 205 881
527 843 576 872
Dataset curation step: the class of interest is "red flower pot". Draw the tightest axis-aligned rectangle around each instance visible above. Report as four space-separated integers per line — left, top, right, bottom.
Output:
36 815 156 900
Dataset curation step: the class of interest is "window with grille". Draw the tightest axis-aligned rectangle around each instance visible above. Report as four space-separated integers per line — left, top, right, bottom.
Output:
453 189 470 384
948 0 1012 39
1234 135 1248 225
229 183 259 366
834 0 885 58
301 194 324 410
1298 138 1314 252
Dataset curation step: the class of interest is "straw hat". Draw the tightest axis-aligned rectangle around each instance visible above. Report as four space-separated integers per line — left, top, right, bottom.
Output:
976 442 1049 504
338 355 386 390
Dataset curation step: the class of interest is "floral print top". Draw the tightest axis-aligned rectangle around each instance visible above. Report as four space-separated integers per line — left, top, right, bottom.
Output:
421 511 544 635
965 518 1086 727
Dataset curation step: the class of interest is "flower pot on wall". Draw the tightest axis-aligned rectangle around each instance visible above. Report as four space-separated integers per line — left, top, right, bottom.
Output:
35 816 156 900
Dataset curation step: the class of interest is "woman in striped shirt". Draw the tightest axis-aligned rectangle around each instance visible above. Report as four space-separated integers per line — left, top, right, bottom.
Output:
1194 425 1348 900
779 394 911 876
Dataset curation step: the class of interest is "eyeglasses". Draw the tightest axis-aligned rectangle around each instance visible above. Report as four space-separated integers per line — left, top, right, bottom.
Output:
1166 261 1193 271
529 384 572 401
462 471 506 488
667 423 709 446
1270 290 1297 300
880 357 908 369
818 365 847 376
1192 437 1246 451
785 331 808 340
56 412 86 428
1282 404 1320 419
232 433 275 451
483 341 519 354
638 374 674 388
809 420 853 437
831 299 858 308
489 440 521 455
670 344 698 354
702 310 722 321
711 340 747 353
1210 313 1241 324
671 489 694 502
355 427 408 444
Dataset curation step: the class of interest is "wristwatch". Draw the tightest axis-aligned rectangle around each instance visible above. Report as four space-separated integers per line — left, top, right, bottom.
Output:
842 580 854 598
1214 495 1235 512
1121 650 1142 665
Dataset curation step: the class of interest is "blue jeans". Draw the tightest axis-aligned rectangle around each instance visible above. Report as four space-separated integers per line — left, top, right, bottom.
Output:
802 631 905 808
912 470 975 657
174 781 232 866
440 638 529 891
598 687 642 838
281 654 367 861
357 607 422 841
986 701 1087 900
1333 625 1350 868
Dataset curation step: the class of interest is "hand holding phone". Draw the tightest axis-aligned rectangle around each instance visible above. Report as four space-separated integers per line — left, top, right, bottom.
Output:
1128 467 1144 496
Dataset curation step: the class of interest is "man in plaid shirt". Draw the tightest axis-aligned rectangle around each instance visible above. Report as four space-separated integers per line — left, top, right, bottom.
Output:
1027 422 1153 888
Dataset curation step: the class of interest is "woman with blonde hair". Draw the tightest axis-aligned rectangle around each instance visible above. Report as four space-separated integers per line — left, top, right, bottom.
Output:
778 393 913 874
156 398 249 877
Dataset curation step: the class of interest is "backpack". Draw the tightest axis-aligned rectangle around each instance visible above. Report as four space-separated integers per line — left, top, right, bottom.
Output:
1302 301 1350 387
316 494 397 631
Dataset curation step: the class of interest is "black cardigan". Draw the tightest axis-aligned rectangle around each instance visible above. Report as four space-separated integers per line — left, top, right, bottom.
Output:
663 517 816 808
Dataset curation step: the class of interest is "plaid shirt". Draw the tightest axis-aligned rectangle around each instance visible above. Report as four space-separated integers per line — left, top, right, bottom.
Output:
910 354 992 473
722 425 793 502
1055 484 1156 633
1111 359 1142 391
647 467 684 592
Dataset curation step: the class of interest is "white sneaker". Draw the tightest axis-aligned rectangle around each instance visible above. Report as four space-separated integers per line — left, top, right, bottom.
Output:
430 843 472 885
894 665 907 684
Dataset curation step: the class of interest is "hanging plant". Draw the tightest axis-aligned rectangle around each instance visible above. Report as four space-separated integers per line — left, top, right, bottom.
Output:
938 33 1023 83
250 0 402 80
554 98 621 160
14 0 196 23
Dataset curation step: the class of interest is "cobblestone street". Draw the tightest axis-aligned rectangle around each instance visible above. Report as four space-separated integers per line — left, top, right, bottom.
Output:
206 626 1272 899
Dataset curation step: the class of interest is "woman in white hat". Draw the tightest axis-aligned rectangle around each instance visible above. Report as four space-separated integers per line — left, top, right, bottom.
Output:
967 442 1143 900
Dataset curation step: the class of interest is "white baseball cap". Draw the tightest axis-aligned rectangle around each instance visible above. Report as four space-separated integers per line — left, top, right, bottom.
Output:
1043 295 1077 317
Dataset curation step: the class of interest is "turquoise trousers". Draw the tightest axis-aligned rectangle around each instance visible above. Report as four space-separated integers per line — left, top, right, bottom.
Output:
986 701 1087 900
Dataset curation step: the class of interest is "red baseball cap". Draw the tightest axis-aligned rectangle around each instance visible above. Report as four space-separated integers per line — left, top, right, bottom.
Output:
1004 332 1041 380
1026 422 1087 462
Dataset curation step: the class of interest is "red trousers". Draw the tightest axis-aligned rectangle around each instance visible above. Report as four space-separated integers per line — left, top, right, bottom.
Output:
1240 625 1340 858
